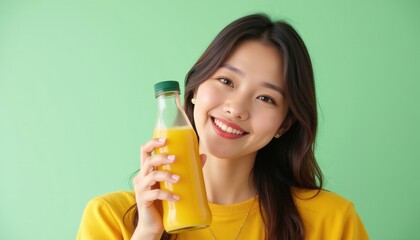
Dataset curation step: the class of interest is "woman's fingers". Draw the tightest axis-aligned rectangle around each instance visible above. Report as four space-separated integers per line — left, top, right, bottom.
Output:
140 138 166 166
135 170 180 189
139 189 180 207
133 169 180 208
140 154 176 176
131 138 176 238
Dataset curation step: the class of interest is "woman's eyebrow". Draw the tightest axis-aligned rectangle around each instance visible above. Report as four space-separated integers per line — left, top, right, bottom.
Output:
262 82 285 96
221 64 244 76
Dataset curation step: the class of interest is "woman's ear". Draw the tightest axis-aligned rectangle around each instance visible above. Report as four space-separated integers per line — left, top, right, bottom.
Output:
276 114 296 137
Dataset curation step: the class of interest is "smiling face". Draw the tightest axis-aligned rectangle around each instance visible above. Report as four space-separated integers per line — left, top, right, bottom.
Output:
193 40 290 160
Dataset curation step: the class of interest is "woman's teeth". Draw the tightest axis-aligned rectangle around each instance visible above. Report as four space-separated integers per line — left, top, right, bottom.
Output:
214 119 244 135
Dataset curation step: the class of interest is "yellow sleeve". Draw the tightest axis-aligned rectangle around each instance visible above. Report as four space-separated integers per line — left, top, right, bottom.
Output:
76 197 123 240
342 204 369 240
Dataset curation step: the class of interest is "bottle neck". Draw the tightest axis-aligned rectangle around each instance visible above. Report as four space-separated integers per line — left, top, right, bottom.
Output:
155 91 189 129
156 91 182 110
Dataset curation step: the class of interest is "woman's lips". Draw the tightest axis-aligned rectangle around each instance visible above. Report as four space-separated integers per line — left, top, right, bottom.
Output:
211 117 248 139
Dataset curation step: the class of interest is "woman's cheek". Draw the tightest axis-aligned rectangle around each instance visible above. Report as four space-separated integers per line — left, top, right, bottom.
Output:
196 83 224 108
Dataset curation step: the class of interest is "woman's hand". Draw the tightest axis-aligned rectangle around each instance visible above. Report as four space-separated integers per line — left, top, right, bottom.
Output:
131 138 179 239
131 138 207 240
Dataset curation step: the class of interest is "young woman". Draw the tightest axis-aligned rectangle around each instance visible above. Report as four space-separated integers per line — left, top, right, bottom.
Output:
77 13 368 240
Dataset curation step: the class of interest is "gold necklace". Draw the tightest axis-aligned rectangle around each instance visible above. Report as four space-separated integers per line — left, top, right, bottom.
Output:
208 196 257 240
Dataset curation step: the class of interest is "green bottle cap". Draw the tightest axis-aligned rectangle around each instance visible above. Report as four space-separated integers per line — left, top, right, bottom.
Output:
154 80 180 96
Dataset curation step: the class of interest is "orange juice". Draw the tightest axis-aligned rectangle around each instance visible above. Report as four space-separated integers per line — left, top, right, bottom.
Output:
154 127 212 233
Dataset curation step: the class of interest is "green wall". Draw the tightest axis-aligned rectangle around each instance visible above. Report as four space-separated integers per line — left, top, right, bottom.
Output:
1 0 419 239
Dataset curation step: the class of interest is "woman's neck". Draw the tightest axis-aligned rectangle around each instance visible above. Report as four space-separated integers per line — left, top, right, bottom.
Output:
202 154 257 205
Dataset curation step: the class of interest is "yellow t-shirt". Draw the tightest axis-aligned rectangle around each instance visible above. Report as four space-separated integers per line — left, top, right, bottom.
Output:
77 190 368 240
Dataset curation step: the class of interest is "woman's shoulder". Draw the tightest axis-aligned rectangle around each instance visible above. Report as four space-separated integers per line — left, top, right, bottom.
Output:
85 191 136 217
292 187 357 220
292 188 353 210
87 190 136 209
77 191 136 239
291 188 369 239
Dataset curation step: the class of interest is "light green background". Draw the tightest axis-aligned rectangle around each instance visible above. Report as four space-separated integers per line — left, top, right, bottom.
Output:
1 0 419 239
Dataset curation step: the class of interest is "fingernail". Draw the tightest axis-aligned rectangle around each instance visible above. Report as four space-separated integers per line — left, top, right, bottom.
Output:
167 155 175 162
172 194 180 201
171 174 180 182
158 138 165 143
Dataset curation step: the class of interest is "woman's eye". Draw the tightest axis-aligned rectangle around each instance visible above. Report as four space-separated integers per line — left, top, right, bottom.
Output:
257 95 276 104
218 78 234 87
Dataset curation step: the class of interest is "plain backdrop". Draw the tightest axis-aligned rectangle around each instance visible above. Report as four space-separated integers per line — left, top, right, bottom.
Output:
1 0 419 239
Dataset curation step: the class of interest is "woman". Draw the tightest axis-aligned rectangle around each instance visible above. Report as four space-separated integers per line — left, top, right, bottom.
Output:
77 13 368 240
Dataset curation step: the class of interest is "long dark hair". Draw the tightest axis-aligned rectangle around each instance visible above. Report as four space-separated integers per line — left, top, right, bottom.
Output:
127 13 323 240
184 13 323 240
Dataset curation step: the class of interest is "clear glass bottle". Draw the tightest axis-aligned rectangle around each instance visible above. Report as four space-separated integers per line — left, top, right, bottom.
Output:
153 80 212 233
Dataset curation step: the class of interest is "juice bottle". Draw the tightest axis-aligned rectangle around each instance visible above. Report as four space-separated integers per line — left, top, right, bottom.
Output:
153 80 211 233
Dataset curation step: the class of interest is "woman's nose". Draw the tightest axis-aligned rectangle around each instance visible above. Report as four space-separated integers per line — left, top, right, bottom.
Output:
223 97 249 120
